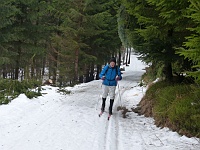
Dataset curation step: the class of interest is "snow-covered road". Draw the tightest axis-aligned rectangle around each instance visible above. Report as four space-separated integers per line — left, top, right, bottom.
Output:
0 54 199 150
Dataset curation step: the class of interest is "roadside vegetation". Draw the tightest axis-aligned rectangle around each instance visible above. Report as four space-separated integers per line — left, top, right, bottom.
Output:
137 68 200 138
0 79 42 105
120 0 200 138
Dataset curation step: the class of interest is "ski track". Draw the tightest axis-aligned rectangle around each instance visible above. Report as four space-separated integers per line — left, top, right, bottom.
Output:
92 70 147 150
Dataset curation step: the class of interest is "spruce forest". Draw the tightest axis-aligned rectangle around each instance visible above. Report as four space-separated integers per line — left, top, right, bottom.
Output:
1 0 200 84
0 0 200 137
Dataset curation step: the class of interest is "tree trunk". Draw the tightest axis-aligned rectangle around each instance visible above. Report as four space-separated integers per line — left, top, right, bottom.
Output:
42 56 46 77
163 62 173 82
52 57 57 84
125 47 129 66
96 65 101 80
89 64 94 81
49 44 58 84
79 75 83 83
24 65 29 80
31 62 35 79
85 66 90 83
122 47 125 65
163 28 174 82
2 65 6 79
74 48 79 83
15 46 21 80
36 66 41 80
128 47 131 64
118 48 121 67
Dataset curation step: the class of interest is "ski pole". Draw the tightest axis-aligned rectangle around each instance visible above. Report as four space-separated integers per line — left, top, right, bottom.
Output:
117 83 122 107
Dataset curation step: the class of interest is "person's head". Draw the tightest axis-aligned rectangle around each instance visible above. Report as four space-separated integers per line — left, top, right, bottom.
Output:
109 57 116 68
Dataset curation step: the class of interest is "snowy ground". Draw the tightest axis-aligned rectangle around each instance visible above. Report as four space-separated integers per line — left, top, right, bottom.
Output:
0 54 200 150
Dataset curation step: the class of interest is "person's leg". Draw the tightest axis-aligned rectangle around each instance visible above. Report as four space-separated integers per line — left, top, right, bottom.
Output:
109 86 116 115
101 98 106 112
109 99 114 115
101 85 109 112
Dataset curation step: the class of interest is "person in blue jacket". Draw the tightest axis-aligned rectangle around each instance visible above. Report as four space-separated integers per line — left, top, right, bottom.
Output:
99 57 122 115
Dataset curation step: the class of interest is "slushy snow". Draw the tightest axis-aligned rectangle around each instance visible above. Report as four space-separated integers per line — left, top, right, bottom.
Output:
0 54 199 150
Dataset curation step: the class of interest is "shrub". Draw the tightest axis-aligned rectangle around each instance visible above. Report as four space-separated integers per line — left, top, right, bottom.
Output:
57 88 71 95
0 78 42 105
25 91 42 99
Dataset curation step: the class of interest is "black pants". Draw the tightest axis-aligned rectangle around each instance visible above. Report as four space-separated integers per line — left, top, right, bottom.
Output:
101 98 114 115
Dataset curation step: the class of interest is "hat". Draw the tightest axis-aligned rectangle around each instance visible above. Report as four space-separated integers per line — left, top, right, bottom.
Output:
109 57 116 64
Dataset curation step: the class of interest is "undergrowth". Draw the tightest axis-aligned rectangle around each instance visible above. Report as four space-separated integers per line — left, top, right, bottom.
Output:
0 79 42 105
147 81 200 138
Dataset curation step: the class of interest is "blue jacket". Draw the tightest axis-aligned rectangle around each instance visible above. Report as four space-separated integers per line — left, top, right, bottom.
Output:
99 65 122 86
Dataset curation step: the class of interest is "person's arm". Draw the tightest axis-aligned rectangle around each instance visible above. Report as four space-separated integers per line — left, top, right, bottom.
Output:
116 67 122 80
99 65 109 79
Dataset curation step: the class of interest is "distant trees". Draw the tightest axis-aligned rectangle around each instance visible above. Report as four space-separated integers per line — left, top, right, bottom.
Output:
0 0 51 80
0 0 122 86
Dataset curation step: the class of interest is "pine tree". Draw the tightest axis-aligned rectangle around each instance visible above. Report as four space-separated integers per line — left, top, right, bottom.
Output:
0 0 122 84
119 0 191 81
49 0 122 85
178 0 200 83
0 0 19 78
0 0 51 80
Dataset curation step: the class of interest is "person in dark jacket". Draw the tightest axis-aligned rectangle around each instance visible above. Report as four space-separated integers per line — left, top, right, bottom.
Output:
99 57 122 115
